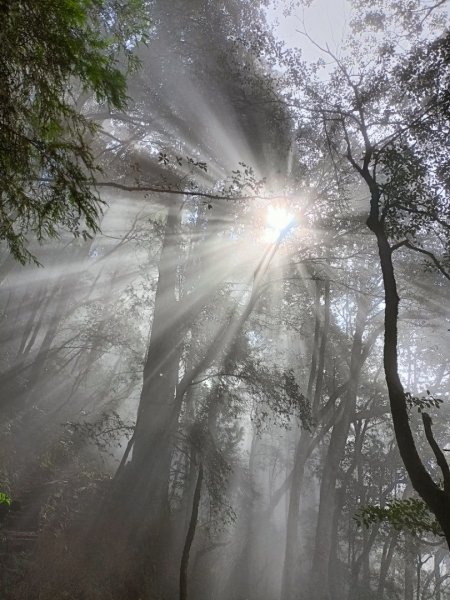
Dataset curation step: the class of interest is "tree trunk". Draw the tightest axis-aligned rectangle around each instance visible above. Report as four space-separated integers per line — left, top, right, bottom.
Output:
103 203 284 597
366 184 450 548
404 534 415 600
433 549 444 600
281 430 310 600
180 463 203 600
87 201 185 599
309 295 369 600
281 281 325 600
376 531 399 600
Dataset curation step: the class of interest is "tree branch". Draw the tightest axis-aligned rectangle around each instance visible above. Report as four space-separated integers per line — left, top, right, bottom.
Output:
94 181 262 201
422 413 450 495
392 240 450 281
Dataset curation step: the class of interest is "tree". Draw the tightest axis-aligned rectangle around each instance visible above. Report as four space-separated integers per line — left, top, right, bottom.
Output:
2 3 450 599
281 4 450 558
0 0 149 263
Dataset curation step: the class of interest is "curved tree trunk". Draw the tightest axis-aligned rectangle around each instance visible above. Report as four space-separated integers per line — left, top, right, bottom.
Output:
366 184 450 547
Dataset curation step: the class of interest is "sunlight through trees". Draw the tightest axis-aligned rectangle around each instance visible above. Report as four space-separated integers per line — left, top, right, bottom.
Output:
0 1 449 600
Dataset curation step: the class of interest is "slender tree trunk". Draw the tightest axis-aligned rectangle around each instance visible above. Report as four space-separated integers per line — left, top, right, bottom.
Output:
312 279 330 415
434 550 444 600
281 280 325 600
404 534 415 600
346 425 379 600
281 431 310 600
416 553 421 600
180 463 203 600
232 427 259 600
376 531 398 600
309 295 369 600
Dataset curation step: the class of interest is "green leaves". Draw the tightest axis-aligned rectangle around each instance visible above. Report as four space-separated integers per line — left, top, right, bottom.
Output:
0 0 149 263
0 492 12 507
355 497 443 537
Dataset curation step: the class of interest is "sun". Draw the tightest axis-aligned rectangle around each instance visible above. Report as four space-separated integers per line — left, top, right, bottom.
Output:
263 206 295 243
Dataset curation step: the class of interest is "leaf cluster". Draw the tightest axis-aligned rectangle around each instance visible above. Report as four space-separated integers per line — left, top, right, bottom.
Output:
186 421 237 529
65 411 134 456
355 497 443 537
0 0 149 263
0 492 12 507
228 162 266 196
405 390 443 414
243 363 311 431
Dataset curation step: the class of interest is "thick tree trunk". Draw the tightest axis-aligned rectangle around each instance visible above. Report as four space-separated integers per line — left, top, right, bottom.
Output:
131 199 184 485
101 204 283 598
86 201 185 600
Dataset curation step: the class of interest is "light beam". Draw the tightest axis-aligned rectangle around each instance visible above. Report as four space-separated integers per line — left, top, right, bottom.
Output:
264 206 295 243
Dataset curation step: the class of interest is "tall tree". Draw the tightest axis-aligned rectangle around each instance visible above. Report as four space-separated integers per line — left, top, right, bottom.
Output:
281 6 450 551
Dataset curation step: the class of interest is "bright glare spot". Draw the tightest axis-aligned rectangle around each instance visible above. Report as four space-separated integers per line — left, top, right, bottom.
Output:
263 206 294 243
267 206 294 231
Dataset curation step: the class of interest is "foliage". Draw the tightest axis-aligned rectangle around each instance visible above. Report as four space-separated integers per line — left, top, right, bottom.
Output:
66 411 134 457
355 497 443 537
1 2 450 598
0 491 12 506
279 0 450 551
220 356 312 431
190 423 238 531
0 0 149 263
350 0 449 35
379 32 450 263
154 153 267 201
405 391 443 413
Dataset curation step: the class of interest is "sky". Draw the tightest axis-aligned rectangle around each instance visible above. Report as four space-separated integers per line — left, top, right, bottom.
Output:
266 0 352 58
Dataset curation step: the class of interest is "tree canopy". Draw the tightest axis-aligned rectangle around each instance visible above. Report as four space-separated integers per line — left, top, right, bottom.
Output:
0 2 449 600
0 0 149 263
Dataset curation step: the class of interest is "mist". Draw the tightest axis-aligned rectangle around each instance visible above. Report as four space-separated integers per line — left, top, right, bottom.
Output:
1 1 450 599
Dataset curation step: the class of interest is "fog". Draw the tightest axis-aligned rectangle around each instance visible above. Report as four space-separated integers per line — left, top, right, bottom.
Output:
1 1 450 599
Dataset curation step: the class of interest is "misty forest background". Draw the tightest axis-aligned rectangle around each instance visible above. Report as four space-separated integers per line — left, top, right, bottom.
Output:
1 1 450 599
